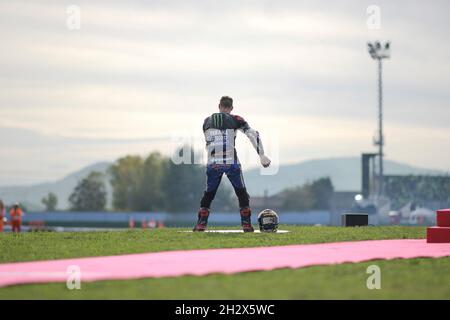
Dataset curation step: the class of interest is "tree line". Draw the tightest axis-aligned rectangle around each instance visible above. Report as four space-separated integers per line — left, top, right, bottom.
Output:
68 151 234 213
65 150 335 213
41 159 450 213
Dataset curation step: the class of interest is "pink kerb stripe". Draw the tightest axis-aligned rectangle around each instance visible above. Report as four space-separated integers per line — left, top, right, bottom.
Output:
0 239 449 287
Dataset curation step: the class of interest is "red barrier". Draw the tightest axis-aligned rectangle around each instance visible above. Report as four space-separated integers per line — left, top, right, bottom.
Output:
427 209 450 243
427 227 450 243
436 209 450 227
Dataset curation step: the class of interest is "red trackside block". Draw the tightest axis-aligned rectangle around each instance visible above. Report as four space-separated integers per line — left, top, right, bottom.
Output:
427 226 450 243
436 209 450 227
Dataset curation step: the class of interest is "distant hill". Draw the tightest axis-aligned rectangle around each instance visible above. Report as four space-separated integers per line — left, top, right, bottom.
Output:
0 162 111 211
0 157 445 210
244 157 445 196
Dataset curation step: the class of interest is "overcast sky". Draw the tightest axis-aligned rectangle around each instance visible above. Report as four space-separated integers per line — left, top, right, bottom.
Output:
0 0 449 185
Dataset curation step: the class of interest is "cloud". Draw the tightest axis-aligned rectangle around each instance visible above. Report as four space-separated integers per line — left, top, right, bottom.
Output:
0 0 449 184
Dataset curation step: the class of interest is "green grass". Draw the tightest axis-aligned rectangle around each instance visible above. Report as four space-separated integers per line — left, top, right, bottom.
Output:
0 226 426 263
2 257 448 299
1 226 449 299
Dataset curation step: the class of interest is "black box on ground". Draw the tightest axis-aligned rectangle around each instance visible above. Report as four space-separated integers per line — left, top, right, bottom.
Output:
341 213 369 227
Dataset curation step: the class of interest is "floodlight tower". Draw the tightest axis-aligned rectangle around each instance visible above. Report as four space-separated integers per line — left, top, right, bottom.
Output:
367 41 390 198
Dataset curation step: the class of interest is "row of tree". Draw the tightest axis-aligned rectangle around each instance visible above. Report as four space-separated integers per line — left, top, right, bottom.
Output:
65 151 334 212
67 151 234 212
42 156 450 213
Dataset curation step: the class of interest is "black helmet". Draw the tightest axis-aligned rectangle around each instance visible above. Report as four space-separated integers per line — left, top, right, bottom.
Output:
257 209 279 232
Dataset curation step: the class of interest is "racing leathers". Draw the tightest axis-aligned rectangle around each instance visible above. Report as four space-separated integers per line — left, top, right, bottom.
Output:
194 112 269 232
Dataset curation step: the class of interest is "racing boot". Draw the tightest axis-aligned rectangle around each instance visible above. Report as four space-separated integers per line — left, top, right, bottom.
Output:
240 207 254 232
193 207 210 232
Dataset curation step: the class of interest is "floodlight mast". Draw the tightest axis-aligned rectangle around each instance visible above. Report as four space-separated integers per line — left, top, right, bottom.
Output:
367 41 390 198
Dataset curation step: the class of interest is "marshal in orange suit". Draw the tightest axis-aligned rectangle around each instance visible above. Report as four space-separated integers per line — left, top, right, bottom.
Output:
9 203 23 233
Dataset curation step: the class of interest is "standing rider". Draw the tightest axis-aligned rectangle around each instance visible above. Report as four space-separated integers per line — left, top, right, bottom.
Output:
193 96 271 232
